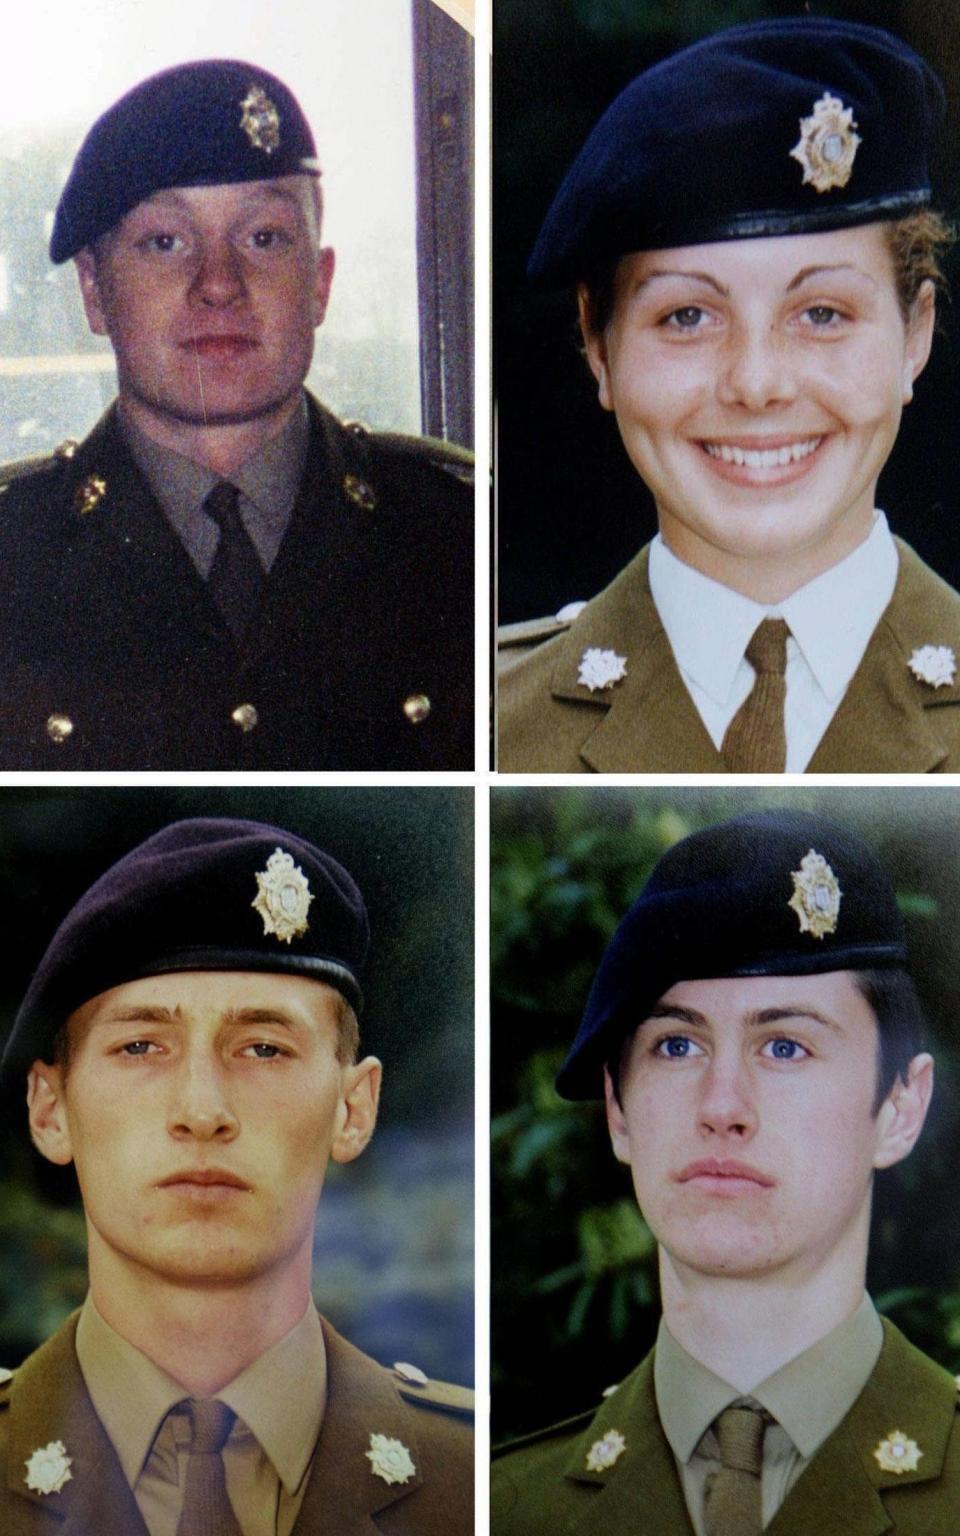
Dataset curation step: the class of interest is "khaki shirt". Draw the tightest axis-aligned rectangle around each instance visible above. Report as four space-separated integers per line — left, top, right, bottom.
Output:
654 1296 883 1532
76 1296 326 1536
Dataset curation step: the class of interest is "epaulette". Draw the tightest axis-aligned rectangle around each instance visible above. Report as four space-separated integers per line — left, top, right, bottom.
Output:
345 421 474 484
498 602 586 664
492 1404 597 1458
0 440 76 494
391 1362 475 1418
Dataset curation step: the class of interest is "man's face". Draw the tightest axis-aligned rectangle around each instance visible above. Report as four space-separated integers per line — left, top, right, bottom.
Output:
28 970 379 1291
605 972 932 1287
74 176 334 435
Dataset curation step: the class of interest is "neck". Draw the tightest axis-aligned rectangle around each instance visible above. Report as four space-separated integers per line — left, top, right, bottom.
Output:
118 393 300 477
88 1245 313 1395
658 505 876 604
658 1234 869 1392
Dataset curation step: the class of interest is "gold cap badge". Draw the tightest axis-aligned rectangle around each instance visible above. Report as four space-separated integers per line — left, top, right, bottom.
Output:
586 1429 626 1472
790 92 861 193
874 1430 923 1475
240 85 281 154
366 1433 416 1485
24 1441 73 1496
788 848 841 939
252 847 314 943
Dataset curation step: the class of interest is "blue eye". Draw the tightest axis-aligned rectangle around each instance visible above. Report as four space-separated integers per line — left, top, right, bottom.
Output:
655 1035 701 1058
244 1042 286 1059
121 1040 154 1056
764 1038 807 1060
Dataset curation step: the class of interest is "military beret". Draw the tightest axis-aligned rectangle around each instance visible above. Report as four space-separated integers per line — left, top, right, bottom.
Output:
529 17 945 289
556 809 907 1100
51 59 320 263
1 818 368 1080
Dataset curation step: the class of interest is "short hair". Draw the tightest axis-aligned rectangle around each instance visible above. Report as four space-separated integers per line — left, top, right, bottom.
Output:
580 210 956 337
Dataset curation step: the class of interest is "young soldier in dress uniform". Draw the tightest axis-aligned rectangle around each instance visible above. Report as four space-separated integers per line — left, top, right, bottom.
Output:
493 809 959 1534
0 62 472 770
0 818 473 1534
498 19 960 773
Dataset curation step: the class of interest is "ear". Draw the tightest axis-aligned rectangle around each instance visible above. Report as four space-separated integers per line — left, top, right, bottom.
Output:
331 1054 381 1164
577 283 614 411
27 1062 75 1167
74 248 110 337
312 246 336 328
901 280 935 403
603 1064 632 1165
873 1052 934 1170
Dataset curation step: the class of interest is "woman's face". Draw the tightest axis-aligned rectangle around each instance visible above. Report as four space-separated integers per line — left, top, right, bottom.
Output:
580 223 935 601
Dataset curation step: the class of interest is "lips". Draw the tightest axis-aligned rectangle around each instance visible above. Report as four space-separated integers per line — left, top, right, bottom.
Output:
158 1168 250 1190
181 334 259 358
676 1157 775 1188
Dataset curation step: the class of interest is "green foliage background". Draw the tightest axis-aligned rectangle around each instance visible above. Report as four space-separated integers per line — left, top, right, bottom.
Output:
492 786 960 1441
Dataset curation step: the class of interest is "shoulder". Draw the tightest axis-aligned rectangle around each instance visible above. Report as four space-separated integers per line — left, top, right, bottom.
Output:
314 402 473 507
0 441 78 504
390 1361 475 1422
354 426 474 488
498 602 587 675
891 539 960 633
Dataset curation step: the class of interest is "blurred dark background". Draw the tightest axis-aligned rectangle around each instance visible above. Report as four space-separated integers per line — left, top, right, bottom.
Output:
0 786 473 1386
496 0 960 622
492 785 960 1441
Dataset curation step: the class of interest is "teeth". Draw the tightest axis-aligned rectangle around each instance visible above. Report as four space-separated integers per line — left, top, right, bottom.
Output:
704 437 822 468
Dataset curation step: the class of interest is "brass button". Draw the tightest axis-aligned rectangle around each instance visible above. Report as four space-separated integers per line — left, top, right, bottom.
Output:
403 693 431 725
55 439 79 460
343 473 377 511
231 703 258 733
46 713 74 744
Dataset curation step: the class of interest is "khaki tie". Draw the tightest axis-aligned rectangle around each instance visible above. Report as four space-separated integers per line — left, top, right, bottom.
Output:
204 481 264 643
703 1405 766 1536
721 619 790 772
176 1399 243 1536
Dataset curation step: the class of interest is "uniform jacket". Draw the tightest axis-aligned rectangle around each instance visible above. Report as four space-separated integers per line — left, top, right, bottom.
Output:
0 1311 474 1534
497 540 960 773
0 398 473 769
492 1319 960 1535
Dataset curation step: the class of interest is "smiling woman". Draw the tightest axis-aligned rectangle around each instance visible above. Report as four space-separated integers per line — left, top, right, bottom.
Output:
497 16 960 775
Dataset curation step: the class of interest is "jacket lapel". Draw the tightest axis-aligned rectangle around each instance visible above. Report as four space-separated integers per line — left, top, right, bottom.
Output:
5 1313 150 1536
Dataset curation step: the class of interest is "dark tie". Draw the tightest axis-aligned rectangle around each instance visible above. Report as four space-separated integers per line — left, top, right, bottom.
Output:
204 481 263 643
721 618 790 772
175 1399 243 1536
703 1405 767 1536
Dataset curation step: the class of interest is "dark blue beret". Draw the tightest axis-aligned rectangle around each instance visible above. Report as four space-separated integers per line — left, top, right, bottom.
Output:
530 18 945 289
1 818 367 1080
51 59 320 263
556 809 907 1100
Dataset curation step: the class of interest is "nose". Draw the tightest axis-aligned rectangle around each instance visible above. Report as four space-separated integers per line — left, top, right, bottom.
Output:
697 1053 758 1141
717 319 795 413
167 1053 239 1142
190 236 246 308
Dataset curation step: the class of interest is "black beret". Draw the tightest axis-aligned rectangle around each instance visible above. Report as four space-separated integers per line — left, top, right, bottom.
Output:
1 818 368 1081
556 809 906 1100
530 17 945 289
51 59 320 263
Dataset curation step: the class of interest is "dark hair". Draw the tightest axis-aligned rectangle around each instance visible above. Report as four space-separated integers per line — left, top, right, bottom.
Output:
607 965 925 1116
580 210 956 337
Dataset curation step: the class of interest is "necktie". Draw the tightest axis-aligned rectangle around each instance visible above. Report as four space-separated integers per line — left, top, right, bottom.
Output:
204 481 263 643
175 1399 243 1536
703 1405 766 1536
721 618 790 772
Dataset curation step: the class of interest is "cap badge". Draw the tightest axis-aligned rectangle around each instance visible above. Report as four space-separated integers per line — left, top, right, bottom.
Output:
586 1429 627 1472
788 848 841 939
790 92 861 193
366 1433 416 1486
252 847 314 943
874 1429 923 1475
24 1440 73 1496
240 84 281 154
908 644 956 689
577 647 627 693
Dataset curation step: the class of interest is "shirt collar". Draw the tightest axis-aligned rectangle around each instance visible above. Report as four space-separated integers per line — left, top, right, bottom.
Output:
648 515 898 705
76 1295 326 1495
654 1294 883 1465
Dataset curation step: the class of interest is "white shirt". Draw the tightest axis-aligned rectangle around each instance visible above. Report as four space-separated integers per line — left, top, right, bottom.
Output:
648 515 899 771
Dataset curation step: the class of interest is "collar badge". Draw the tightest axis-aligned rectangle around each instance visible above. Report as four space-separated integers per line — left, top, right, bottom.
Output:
366 1433 416 1485
908 644 956 689
577 647 627 692
790 92 861 192
586 1428 626 1472
24 1441 73 1496
788 848 841 939
252 847 314 943
874 1429 923 1475
75 475 107 515
240 85 281 154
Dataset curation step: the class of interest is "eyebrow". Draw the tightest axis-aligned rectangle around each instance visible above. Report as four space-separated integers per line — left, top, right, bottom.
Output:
634 270 728 297
93 1004 304 1031
785 263 878 292
644 1002 842 1033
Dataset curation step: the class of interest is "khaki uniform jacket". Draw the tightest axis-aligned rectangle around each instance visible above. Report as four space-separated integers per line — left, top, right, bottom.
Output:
492 1319 960 1535
497 540 960 773
0 1312 473 1535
